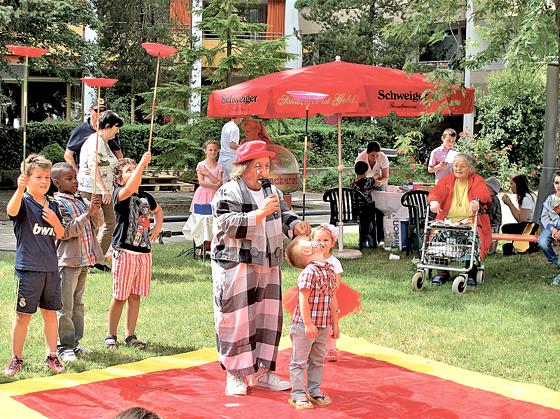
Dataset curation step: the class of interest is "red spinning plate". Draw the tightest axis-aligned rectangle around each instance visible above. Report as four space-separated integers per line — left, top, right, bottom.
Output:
287 90 329 103
6 45 48 57
80 77 118 88
141 42 177 58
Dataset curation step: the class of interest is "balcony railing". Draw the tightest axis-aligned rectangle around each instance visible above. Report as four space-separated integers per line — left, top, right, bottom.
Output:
203 30 283 41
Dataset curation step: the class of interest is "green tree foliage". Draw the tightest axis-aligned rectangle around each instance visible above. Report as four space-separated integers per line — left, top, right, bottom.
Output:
93 0 176 121
151 0 296 171
199 0 295 87
383 0 558 71
476 67 546 168
294 0 409 66
0 0 99 79
382 0 558 196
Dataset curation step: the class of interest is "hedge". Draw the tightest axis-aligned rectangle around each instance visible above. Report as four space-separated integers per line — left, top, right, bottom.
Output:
0 121 157 170
1 117 443 173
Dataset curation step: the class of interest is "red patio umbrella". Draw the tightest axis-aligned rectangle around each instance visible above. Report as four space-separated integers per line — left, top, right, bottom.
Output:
207 58 474 255
207 59 474 119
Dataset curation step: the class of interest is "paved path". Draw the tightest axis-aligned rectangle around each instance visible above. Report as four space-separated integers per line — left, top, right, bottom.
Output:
0 190 517 253
0 191 334 252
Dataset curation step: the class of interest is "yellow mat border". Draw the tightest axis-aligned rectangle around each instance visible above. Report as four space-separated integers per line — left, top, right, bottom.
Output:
0 335 558 418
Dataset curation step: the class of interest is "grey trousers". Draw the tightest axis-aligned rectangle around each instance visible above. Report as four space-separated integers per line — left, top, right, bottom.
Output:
57 266 88 350
289 322 328 401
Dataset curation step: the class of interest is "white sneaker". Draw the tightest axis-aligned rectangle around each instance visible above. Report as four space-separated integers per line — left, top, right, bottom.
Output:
73 344 91 356
226 373 247 396
253 372 291 391
58 349 77 363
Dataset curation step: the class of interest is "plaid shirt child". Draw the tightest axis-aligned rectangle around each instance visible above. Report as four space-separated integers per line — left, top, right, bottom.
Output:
292 261 337 328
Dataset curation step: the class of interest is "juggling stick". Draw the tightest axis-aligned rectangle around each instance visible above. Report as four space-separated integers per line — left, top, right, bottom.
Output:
80 77 118 195
6 45 48 171
141 43 177 152
286 91 329 219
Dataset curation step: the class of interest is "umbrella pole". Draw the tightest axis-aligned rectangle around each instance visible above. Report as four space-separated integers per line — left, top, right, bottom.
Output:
337 113 344 252
148 56 161 153
302 105 309 220
22 55 29 172
92 87 102 196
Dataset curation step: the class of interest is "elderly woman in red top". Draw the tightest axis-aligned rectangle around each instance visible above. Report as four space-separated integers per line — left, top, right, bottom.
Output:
428 153 492 286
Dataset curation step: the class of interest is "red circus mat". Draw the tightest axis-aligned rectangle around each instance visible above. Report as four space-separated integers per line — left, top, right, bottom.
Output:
1 336 559 418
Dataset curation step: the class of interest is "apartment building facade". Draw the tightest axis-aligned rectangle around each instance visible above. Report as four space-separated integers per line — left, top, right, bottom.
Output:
1 0 303 126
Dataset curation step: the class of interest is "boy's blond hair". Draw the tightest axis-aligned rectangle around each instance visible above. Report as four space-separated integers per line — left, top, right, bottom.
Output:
285 235 311 270
21 154 52 176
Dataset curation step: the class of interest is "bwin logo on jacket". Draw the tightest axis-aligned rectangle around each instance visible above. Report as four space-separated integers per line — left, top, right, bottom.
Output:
32 223 55 236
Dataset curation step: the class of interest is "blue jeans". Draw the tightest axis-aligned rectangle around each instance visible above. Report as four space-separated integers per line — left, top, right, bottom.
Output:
538 227 557 264
289 322 328 401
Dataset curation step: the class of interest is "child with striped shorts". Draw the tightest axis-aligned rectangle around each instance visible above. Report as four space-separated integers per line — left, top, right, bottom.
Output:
104 152 163 350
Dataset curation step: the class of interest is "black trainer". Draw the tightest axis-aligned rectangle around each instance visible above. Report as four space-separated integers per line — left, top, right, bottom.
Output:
93 263 111 272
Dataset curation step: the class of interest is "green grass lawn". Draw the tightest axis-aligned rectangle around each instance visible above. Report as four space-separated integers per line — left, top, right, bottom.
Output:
1 236 560 392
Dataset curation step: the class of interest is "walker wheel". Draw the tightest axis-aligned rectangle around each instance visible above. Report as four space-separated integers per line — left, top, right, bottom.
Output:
452 275 467 294
411 271 424 291
476 269 485 285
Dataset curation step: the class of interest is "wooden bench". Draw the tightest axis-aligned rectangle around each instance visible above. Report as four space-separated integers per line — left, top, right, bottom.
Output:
140 181 194 192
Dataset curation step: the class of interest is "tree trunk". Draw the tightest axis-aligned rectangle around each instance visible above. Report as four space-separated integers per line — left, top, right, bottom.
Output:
534 2 560 222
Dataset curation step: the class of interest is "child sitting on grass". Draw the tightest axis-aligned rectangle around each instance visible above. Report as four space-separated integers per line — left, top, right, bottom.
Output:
4 154 65 377
284 235 339 410
51 162 104 362
105 152 163 350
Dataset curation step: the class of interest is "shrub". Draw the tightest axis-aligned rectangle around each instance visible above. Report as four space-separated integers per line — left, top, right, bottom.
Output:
306 168 354 192
476 67 545 168
455 132 540 186
392 131 436 185
40 143 66 164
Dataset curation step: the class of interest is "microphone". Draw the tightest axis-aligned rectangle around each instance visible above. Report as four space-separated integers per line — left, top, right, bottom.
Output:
261 178 279 219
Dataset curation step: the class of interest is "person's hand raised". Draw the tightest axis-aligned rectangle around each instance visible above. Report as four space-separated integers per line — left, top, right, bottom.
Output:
197 165 209 176
139 151 152 168
501 194 511 205
87 194 101 218
16 173 28 191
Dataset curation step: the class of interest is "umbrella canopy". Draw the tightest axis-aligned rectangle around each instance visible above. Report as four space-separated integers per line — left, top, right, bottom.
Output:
208 60 474 118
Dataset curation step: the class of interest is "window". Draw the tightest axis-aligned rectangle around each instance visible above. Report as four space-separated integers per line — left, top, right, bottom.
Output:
419 27 466 64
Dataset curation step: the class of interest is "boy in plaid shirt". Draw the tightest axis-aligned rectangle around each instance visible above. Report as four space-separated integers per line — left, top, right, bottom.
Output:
284 236 340 410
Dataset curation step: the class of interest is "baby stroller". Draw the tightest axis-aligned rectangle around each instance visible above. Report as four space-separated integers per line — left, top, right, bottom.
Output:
411 208 484 294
